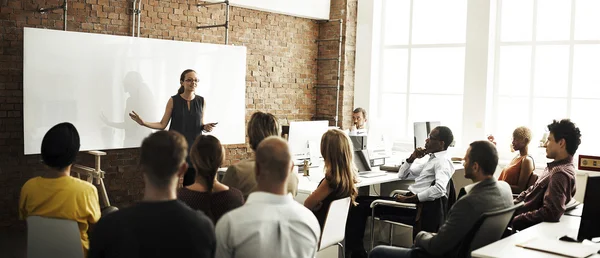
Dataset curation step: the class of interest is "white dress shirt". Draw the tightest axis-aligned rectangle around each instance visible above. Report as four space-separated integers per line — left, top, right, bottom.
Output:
397 150 455 202
215 191 321 258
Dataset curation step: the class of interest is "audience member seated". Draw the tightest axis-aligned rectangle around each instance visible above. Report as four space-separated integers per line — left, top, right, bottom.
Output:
222 111 298 199
89 131 215 258
304 128 358 229
345 126 455 258
215 136 320 258
178 135 244 224
351 107 368 135
370 141 513 258
512 119 581 231
19 122 101 256
497 126 535 194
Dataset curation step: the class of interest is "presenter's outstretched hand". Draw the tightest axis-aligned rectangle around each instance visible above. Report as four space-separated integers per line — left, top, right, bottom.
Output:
203 122 217 132
129 111 144 126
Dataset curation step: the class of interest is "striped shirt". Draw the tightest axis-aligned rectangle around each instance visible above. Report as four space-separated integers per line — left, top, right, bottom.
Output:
512 156 576 230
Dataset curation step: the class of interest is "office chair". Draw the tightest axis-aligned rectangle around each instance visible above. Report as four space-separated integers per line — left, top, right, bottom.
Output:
456 202 525 258
318 197 352 258
369 179 456 250
26 216 83 258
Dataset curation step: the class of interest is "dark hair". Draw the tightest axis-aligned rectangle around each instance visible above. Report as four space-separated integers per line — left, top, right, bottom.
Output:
41 122 80 170
353 107 367 119
177 69 196 95
139 131 188 188
189 135 223 221
434 126 454 150
468 141 498 176
547 119 582 156
247 111 280 151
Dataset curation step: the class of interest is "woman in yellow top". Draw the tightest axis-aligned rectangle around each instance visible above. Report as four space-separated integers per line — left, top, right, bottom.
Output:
497 126 535 194
19 123 101 256
304 129 358 229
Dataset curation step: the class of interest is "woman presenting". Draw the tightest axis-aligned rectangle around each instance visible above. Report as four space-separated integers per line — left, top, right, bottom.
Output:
129 69 217 186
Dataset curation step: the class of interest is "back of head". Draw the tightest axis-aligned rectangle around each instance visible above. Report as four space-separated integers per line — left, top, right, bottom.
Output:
247 111 280 151
320 129 358 203
140 131 188 188
547 119 582 156
468 141 498 176
41 122 80 170
190 135 224 192
255 136 290 185
435 126 454 150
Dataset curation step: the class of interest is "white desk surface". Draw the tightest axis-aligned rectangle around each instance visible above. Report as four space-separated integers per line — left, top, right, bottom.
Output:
472 215 600 258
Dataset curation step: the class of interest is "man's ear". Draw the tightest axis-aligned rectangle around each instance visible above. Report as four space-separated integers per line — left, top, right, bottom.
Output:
558 138 567 149
176 162 188 178
472 162 481 175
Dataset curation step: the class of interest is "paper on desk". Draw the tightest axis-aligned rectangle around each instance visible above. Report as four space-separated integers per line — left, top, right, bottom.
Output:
516 238 599 258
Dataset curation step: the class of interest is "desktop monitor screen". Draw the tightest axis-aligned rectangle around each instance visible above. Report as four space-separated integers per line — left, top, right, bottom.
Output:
288 121 329 159
414 121 441 149
578 173 600 241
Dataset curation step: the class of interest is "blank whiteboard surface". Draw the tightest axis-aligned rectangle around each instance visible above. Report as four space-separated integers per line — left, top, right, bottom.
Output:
23 28 246 154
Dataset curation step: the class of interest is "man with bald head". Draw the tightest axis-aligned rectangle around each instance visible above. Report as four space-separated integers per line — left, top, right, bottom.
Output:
215 136 320 258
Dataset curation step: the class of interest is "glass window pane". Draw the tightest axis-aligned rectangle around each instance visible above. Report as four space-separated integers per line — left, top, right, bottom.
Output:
570 99 600 154
410 48 465 94
383 0 411 45
412 0 467 44
381 49 409 93
533 46 570 97
500 0 534 42
498 46 532 97
536 0 571 41
574 0 600 40
531 98 568 141
572 45 600 98
380 93 407 139
408 94 463 143
494 96 530 150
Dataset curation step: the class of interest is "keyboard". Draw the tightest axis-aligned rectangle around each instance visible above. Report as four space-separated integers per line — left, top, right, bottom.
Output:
358 171 387 178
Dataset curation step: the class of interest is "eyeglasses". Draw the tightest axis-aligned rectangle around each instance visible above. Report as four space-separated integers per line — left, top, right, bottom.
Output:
184 79 199 83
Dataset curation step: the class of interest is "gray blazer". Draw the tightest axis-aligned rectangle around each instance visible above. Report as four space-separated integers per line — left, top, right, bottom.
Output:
414 177 513 256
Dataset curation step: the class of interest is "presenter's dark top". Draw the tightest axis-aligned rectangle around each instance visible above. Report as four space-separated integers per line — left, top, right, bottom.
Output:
169 94 204 146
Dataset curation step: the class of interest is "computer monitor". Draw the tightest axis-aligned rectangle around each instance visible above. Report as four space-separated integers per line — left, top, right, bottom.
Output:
354 149 371 172
350 135 367 151
577 173 600 241
288 121 329 160
413 121 441 149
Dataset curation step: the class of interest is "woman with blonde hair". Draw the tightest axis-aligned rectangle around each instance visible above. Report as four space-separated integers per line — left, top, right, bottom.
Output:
304 128 358 229
497 126 535 194
178 135 244 224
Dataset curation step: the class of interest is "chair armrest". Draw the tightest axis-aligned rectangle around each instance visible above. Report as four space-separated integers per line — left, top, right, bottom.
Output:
390 190 410 197
370 199 416 209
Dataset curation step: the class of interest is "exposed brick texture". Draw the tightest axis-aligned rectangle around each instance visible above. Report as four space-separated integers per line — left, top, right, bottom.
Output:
0 0 357 229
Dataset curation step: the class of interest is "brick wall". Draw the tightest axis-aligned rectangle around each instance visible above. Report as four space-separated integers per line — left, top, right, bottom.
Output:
0 0 328 228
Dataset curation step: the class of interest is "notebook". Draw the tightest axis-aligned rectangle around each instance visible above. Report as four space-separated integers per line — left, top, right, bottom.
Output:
516 238 599 258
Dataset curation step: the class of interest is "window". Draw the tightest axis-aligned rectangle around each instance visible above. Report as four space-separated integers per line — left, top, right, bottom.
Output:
492 0 600 156
377 0 467 145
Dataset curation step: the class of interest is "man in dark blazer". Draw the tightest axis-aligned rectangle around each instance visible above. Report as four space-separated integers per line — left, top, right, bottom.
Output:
370 141 513 258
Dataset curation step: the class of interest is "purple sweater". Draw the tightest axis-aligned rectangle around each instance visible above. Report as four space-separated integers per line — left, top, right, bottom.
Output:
512 156 576 230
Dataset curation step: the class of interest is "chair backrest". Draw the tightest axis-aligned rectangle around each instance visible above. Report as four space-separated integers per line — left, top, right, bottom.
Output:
456 202 524 258
318 197 352 250
27 216 84 258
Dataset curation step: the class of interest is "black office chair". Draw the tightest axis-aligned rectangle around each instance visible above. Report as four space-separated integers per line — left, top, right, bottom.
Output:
453 202 525 258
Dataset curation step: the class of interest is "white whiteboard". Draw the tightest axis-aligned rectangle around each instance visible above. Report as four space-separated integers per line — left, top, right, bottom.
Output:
23 28 246 154
207 0 330 20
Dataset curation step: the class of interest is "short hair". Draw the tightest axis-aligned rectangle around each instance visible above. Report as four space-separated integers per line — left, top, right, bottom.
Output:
547 119 582 156
139 131 188 188
468 141 499 176
41 122 80 170
513 126 532 144
434 126 454 150
255 136 290 184
353 107 367 118
247 111 280 151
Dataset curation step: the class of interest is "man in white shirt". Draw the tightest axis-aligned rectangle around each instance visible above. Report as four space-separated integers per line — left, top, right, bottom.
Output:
345 126 455 258
350 107 368 135
215 136 320 258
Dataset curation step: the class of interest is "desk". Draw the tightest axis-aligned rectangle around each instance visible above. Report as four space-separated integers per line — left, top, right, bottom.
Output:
472 215 600 258
565 203 584 217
